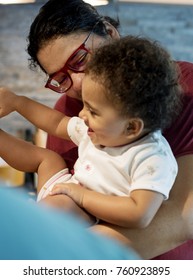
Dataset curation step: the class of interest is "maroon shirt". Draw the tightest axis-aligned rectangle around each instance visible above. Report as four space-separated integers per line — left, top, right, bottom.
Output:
46 94 83 172
164 61 193 158
47 61 193 259
153 61 193 260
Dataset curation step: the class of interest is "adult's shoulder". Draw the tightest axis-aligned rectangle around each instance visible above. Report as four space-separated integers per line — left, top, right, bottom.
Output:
163 61 193 157
177 60 193 72
176 61 193 95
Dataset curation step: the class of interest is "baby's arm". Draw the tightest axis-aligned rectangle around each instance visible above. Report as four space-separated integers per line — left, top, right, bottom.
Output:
0 87 70 140
51 183 164 228
51 151 176 228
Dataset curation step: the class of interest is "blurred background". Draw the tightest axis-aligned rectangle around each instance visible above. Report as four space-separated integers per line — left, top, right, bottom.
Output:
0 0 193 188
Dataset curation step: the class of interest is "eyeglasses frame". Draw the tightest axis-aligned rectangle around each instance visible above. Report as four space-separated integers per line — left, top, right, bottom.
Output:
45 28 95 93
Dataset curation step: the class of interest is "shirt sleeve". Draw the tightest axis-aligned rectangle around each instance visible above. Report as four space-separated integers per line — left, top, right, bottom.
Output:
129 151 178 200
67 117 88 146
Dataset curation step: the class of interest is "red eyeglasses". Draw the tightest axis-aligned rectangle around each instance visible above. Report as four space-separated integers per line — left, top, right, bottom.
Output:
45 30 94 94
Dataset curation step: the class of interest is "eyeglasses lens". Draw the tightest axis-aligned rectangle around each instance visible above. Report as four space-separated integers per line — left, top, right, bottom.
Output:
47 48 89 93
48 72 71 93
68 49 89 71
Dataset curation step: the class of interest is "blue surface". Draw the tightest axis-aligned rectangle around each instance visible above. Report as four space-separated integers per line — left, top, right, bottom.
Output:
0 187 140 260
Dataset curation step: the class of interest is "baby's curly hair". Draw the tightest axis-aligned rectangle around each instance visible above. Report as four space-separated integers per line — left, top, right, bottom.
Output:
86 35 182 131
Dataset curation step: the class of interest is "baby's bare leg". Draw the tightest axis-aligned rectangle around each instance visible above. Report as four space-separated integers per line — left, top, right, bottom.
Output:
0 129 66 189
0 129 97 226
40 194 96 226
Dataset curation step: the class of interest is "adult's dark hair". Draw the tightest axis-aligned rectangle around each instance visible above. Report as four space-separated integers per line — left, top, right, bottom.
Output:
86 35 182 131
27 0 119 70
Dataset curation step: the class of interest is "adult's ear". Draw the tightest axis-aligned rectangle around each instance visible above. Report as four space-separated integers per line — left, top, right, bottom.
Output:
103 21 120 39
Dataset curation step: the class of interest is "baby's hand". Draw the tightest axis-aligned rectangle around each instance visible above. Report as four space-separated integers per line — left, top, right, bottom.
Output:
50 182 85 207
0 87 17 118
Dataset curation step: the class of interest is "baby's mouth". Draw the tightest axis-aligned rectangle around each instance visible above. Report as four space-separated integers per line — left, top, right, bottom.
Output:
87 127 94 135
88 127 93 132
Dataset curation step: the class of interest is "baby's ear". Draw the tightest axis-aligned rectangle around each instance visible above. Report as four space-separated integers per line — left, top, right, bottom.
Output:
125 118 144 139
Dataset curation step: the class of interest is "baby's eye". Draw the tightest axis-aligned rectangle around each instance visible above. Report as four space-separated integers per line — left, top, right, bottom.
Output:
87 106 97 116
90 110 96 116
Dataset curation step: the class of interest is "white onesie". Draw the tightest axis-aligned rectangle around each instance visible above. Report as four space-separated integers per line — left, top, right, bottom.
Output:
37 117 178 202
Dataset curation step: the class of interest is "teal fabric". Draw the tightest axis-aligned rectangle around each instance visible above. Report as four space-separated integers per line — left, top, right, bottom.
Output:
0 187 140 260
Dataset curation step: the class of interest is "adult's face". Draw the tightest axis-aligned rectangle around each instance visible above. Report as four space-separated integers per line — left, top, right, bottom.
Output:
37 24 120 100
37 33 106 100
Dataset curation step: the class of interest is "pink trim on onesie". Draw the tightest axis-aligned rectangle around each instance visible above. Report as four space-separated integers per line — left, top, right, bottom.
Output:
37 168 72 202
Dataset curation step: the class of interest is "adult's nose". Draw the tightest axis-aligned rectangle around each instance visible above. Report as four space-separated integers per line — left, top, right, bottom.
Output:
71 72 85 93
